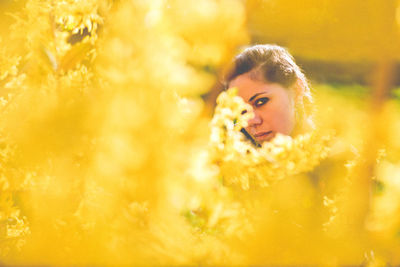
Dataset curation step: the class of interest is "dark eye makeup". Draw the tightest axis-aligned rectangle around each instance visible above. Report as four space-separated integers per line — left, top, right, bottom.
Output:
254 97 270 107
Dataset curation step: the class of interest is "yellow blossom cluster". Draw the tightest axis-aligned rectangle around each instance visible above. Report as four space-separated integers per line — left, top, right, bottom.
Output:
0 140 30 257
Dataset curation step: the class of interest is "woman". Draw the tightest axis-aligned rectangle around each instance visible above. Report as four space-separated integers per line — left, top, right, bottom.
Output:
224 44 314 144
206 45 372 264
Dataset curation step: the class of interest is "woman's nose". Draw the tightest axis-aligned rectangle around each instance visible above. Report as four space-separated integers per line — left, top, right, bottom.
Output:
248 112 262 127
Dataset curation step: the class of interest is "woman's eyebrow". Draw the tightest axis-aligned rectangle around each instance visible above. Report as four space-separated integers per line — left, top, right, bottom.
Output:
248 92 267 102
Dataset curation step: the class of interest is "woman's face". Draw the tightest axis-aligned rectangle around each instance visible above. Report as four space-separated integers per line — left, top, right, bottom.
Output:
229 72 295 143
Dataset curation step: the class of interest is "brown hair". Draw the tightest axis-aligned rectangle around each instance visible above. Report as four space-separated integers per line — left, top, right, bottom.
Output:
224 44 314 134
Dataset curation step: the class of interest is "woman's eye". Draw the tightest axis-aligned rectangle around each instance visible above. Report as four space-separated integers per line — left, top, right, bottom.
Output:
254 97 269 107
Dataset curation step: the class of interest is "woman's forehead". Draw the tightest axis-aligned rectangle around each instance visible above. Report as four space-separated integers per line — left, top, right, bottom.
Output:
230 73 291 101
230 72 263 88
230 73 271 92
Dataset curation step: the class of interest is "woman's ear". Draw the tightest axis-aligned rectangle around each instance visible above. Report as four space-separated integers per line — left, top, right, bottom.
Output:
291 78 309 135
294 78 305 104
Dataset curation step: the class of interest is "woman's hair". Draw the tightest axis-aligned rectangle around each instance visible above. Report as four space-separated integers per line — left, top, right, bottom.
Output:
224 44 315 134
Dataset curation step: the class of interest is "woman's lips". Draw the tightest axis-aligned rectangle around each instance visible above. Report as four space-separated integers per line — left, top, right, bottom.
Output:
253 131 273 140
